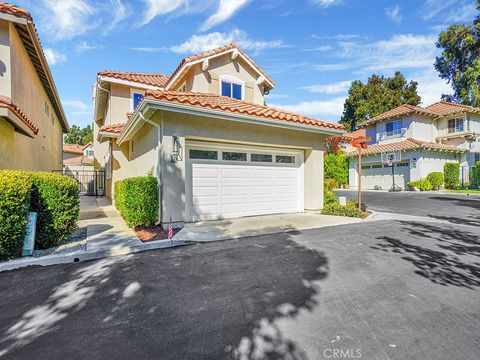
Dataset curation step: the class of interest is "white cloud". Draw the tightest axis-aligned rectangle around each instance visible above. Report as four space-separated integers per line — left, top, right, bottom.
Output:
201 0 249 31
75 41 101 53
270 97 345 118
104 0 130 33
422 0 475 23
170 29 285 54
445 2 476 23
301 80 352 94
312 0 343 8
41 0 97 40
411 69 452 105
385 5 402 23
44 48 67 65
314 63 351 71
127 47 166 52
63 99 89 110
140 0 186 26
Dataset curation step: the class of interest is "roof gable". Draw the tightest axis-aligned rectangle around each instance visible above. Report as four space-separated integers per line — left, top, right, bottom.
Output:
97 71 170 89
425 101 480 115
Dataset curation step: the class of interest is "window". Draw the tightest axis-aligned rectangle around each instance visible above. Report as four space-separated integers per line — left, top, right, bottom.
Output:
86 149 94 157
386 120 402 136
133 93 143 110
396 162 409 167
475 153 480 163
276 155 295 164
222 152 247 161
448 117 464 134
221 80 242 100
361 165 371 169
372 164 382 169
251 154 272 162
44 101 50 117
189 149 218 160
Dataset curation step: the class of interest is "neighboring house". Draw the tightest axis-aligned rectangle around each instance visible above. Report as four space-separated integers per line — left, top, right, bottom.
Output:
346 101 480 190
93 43 344 227
0 3 69 171
63 143 94 171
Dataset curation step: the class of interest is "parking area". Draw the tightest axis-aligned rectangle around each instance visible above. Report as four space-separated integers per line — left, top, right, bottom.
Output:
0 192 479 359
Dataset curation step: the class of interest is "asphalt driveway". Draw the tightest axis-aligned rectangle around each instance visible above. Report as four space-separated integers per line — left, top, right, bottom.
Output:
0 193 479 359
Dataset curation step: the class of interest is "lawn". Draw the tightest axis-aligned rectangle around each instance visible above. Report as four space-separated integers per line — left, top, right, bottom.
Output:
447 189 480 194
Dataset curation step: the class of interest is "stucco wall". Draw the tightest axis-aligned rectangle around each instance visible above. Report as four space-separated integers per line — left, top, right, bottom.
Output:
113 110 328 224
174 53 265 105
0 21 63 171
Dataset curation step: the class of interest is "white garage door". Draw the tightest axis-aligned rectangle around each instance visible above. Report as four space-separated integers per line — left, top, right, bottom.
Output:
186 142 304 222
361 161 410 190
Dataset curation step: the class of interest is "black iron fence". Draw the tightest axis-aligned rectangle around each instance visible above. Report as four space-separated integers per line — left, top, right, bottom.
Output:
53 170 105 197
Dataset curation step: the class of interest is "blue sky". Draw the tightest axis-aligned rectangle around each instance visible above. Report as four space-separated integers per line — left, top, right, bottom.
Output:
16 0 477 128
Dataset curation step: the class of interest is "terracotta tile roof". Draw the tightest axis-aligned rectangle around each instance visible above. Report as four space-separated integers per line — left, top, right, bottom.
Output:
0 2 32 20
166 43 275 90
0 95 38 134
63 144 84 154
343 128 366 139
425 101 480 115
359 105 439 128
63 155 93 166
98 71 170 88
143 90 344 131
346 138 467 157
99 123 125 135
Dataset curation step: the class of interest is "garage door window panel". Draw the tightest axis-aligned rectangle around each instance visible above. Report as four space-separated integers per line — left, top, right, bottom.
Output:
222 152 247 161
190 149 218 160
251 154 273 162
276 155 295 164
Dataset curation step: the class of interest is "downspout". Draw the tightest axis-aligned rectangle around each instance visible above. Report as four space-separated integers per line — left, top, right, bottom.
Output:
139 111 163 225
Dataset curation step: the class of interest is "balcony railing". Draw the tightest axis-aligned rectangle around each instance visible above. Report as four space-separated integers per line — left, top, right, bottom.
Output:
378 128 407 141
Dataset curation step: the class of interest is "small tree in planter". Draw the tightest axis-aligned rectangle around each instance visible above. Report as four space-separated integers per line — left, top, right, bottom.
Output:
426 172 444 190
444 163 460 189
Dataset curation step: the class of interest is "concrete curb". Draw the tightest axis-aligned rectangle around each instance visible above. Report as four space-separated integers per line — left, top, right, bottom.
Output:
0 239 187 273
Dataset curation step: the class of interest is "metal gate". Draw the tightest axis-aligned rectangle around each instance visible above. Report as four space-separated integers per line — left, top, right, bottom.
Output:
53 170 105 196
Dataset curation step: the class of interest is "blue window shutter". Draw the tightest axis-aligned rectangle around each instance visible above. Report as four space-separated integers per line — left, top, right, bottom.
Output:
221 81 231 97
232 83 242 100
133 93 143 109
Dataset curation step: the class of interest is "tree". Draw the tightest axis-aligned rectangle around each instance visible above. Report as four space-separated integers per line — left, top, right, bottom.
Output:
64 124 93 145
340 72 421 131
434 1 480 106
324 151 348 186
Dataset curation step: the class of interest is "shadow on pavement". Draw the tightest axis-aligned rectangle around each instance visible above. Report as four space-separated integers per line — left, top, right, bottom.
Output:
0 231 328 360
371 221 480 289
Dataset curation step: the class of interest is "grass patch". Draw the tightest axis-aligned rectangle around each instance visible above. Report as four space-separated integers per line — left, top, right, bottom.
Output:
447 189 480 194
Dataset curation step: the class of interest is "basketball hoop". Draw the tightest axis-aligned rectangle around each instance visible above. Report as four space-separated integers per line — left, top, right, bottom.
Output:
380 150 402 192
386 159 393 167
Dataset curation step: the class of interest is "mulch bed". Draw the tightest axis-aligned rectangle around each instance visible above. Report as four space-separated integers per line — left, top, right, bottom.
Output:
133 225 181 242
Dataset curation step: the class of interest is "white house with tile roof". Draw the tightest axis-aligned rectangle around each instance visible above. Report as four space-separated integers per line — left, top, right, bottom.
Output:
347 101 480 190
92 43 344 227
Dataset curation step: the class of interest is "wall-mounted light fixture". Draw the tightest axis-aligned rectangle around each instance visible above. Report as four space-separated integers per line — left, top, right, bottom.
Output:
171 136 183 163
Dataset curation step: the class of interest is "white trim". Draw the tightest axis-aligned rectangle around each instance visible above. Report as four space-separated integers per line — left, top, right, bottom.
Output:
0 12 29 25
99 76 161 90
165 48 275 90
219 75 245 100
117 99 343 144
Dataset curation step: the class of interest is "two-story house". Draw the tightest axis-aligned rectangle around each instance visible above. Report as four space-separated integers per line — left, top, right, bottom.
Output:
0 3 69 171
346 101 480 190
63 143 94 170
92 43 344 227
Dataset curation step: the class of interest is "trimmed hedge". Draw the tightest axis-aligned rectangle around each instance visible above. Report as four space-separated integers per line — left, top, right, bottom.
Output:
0 170 79 259
471 161 480 188
0 171 32 259
426 172 444 190
444 163 460 189
407 178 433 191
325 151 348 186
322 200 367 218
114 176 158 228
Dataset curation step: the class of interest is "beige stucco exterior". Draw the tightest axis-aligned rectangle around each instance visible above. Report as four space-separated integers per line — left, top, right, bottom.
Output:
0 19 64 171
100 109 328 225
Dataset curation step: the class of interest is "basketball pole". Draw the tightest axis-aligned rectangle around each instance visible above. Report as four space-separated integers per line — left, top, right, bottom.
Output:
358 148 362 211
391 161 396 190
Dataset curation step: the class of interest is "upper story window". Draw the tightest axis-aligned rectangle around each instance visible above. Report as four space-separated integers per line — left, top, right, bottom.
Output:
85 149 94 157
132 93 143 110
448 117 464 134
386 120 402 136
220 76 243 100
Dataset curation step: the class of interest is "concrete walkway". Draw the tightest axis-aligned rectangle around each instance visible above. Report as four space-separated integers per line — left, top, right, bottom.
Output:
79 197 142 252
173 212 363 242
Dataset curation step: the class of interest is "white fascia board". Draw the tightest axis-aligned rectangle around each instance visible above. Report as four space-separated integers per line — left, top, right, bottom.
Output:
98 76 162 90
0 12 28 25
166 49 275 90
118 98 343 144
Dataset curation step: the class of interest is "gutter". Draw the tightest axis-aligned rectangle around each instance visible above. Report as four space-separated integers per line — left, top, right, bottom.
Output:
138 111 163 225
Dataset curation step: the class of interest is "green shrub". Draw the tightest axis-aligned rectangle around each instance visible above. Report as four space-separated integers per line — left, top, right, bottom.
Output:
114 176 158 228
29 172 79 249
324 178 338 191
471 161 480 188
324 151 348 186
444 163 460 189
407 178 433 191
0 171 32 259
426 172 444 190
324 189 338 206
322 200 367 218
0 170 79 257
